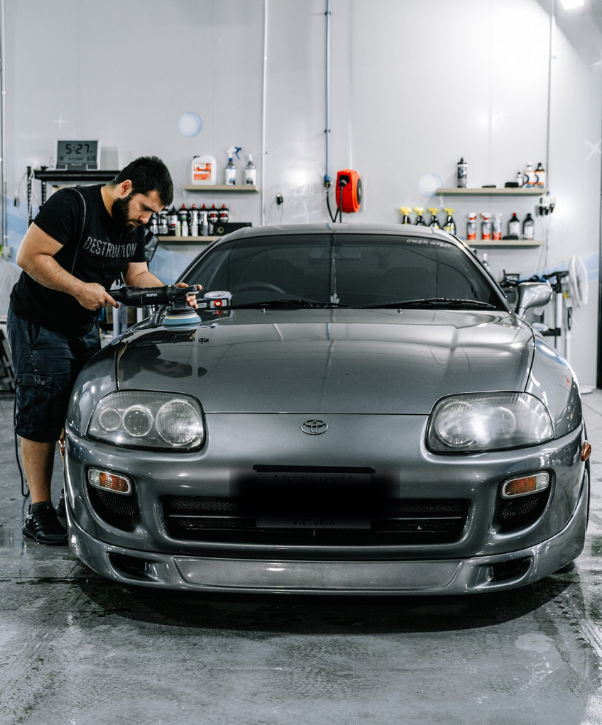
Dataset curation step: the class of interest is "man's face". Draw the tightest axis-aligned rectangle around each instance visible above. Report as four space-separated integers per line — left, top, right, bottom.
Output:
112 190 163 234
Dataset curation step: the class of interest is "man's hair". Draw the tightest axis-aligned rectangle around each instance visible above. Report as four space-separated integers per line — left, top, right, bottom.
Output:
110 156 174 206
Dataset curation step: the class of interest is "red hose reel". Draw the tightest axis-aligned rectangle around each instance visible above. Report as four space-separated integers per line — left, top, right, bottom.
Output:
335 169 362 213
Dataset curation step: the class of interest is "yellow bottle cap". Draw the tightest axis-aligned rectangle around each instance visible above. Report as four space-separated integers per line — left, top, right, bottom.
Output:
443 207 455 214
427 208 439 214
414 207 424 214
399 207 412 215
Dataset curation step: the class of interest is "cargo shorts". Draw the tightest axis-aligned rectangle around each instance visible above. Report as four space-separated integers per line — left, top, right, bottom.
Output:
7 306 101 443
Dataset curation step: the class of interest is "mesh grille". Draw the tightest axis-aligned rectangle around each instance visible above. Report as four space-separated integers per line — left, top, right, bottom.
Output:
498 490 549 532
164 496 469 545
88 484 137 530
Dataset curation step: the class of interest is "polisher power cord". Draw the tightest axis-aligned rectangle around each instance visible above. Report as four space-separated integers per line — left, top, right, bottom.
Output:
13 395 29 499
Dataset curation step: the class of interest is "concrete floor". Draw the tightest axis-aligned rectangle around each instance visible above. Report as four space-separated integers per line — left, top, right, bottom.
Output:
1 393 602 725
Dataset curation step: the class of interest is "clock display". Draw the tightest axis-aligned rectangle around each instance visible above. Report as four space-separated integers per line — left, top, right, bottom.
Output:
56 140 100 169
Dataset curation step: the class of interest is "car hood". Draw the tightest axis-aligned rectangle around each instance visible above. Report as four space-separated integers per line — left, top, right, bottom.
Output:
115 309 534 414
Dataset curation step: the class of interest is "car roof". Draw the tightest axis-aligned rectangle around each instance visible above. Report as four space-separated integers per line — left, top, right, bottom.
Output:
218 223 463 246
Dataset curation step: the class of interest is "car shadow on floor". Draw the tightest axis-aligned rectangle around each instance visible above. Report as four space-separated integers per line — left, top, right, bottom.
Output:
77 567 580 634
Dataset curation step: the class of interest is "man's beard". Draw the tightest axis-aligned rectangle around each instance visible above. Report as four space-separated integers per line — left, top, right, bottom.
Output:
112 194 138 235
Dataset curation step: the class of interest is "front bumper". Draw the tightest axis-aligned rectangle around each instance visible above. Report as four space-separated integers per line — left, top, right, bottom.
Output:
67 467 588 594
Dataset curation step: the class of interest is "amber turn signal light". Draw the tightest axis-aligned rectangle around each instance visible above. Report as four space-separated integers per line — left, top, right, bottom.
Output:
582 442 592 462
88 468 132 496
501 472 550 499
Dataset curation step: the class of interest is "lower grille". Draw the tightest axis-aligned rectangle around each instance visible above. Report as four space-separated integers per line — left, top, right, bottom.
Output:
163 496 470 545
88 484 137 530
498 490 549 532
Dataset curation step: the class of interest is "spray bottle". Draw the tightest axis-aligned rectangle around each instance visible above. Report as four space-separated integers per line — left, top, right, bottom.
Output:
400 207 412 225
443 208 456 235
467 213 477 241
244 155 257 185
493 213 503 241
428 208 440 229
480 212 492 241
225 146 242 185
414 207 426 226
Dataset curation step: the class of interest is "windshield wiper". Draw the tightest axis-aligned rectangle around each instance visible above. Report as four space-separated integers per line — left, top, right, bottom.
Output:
229 298 350 310
355 297 498 310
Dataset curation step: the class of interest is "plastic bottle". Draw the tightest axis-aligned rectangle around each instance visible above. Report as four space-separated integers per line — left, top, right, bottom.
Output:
480 212 492 241
508 212 521 238
524 163 535 188
191 155 217 186
159 209 169 235
481 253 489 270
493 213 503 241
467 212 477 241
178 204 188 228
399 207 412 225
149 213 159 235
457 158 467 188
190 204 199 236
225 147 241 185
428 208 440 229
522 212 535 240
443 208 456 235
244 155 257 186
208 204 219 230
535 163 546 189
516 171 524 188
414 207 426 226
219 204 229 224
201 211 209 236
168 207 178 236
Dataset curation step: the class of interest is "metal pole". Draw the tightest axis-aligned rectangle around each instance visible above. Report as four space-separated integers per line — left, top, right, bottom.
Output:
324 0 331 186
260 0 268 226
0 0 7 257
545 0 555 189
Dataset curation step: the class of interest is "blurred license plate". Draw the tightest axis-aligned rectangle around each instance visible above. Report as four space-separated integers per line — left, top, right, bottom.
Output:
254 471 371 529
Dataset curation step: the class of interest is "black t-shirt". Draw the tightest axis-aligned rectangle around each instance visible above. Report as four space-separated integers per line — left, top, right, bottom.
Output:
11 184 147 336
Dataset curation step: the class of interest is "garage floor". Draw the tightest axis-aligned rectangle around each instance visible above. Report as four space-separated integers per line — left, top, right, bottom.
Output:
1 392 602 725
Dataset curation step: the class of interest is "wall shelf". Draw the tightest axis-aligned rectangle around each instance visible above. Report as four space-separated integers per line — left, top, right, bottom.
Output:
436 188 545 196
183 185 259 192
158 236 221 242
467 240 544 248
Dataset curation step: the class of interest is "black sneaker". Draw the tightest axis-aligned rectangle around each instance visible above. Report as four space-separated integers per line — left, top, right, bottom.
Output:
23 502 68 546
56 490 66 520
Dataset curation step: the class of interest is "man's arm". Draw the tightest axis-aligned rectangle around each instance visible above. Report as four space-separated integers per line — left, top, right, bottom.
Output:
17 223 117 310
123 261 164 288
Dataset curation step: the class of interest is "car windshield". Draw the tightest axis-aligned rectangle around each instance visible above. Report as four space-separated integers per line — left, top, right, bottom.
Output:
184 233 505 309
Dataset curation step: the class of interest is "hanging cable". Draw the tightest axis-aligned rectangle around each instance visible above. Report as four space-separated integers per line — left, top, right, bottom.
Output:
13 395 28 498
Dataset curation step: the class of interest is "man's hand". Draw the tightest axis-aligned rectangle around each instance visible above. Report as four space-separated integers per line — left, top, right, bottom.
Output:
175 282 203 309
74 282 119 311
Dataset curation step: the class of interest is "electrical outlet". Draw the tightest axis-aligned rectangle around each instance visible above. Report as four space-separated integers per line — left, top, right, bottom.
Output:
276 194 284 205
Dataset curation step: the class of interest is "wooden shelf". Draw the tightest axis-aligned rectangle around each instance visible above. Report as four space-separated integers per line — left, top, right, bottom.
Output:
436 188 545 196
467 240 544 248
158 236 221 242
183 185 259 192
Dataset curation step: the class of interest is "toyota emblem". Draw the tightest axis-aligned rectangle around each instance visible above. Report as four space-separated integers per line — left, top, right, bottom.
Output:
301 420 329 435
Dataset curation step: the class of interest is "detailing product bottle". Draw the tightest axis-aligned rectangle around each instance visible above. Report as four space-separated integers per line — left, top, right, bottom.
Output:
201 211 209 236
159 209 169 235
508 212 521 238
209 204 219 229
149 213 159 236
457 158 467 188
428 208 440 228
480 213 492 241
190 204 199 236
535 162 546 188
516 170 524 188
225 147 237 185
481 253 489 270
443 208 456 234
414 207 426 226
168 207 178 236
524 163 535 188
178 204 189 230
400 207 412 225
467 213 477 241
219 204 229 224
493 213 503 241
522 212 535 240
191 155 217 186
244 155 257 185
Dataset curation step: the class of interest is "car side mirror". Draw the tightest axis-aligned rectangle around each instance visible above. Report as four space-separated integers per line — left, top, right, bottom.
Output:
515 282 553 318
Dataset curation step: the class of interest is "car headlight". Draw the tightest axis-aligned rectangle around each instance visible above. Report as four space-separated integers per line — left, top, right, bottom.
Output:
427 392 553 453
88 391 204 450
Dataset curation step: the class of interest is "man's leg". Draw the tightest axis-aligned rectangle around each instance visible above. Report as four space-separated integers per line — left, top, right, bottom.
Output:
20 438 55 504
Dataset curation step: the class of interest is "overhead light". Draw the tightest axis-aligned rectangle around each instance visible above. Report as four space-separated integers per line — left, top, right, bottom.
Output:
560 0 585 9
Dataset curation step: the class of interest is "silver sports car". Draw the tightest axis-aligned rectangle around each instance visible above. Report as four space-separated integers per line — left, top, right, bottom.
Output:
64 224 590 594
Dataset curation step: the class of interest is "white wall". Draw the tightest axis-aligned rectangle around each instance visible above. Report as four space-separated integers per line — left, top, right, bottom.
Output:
5 0 602 385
